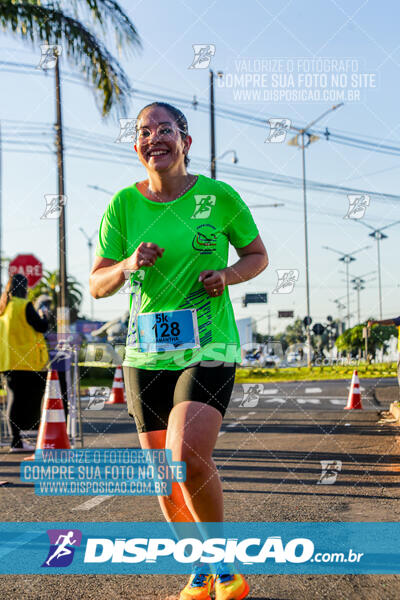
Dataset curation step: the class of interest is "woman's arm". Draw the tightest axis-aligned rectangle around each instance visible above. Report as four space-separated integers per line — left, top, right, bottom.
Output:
89 256 126 299
221 234 268 285
90 242 165 299
198 235 268 296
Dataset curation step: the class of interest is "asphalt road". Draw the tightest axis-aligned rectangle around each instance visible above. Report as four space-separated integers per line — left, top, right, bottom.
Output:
1 377 400 599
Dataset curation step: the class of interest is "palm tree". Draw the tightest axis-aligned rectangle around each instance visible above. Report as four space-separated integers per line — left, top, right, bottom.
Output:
0 1 141 310
0 0 141 116
28 269 84 325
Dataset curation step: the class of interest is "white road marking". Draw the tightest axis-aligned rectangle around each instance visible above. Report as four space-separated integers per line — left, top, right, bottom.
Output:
72 495 112 511
305 387 322 394
329 399 347 405
264 398 286 404
296 398 321 404
218 413 252 437
263 389 278 395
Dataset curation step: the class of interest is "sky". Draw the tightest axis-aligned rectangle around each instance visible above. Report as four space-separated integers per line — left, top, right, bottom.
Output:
1 0 399 335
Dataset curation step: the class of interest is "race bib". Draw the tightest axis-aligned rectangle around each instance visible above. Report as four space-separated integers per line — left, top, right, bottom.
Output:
137 309 200 353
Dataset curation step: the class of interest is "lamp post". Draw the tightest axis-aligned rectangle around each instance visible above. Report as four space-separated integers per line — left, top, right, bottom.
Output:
339 269 376 323
217 149 238 164
209 69 224 179
288 103 344 366
331 296 346 327
79 227 98 320
353 219 400 318
55 55 68 334
323 245 371 329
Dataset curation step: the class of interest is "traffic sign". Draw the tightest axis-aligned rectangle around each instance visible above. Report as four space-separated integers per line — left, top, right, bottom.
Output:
243 293 267 307
8 254 43 288
303 316 312 327
278 310 294 318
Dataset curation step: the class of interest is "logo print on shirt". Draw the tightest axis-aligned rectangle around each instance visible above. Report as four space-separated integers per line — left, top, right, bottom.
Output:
191 195 216 219
192 224 217 254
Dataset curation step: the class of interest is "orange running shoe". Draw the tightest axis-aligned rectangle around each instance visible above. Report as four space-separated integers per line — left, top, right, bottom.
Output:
214 572 250 600
179 567 214 600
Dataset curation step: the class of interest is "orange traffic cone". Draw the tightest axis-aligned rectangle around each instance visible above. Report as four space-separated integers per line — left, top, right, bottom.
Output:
106 366 126 404
25 370 70 460
345 369 363 410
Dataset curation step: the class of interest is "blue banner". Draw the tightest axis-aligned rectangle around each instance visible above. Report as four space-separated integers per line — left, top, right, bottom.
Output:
0 522 399 574
19 449 186 496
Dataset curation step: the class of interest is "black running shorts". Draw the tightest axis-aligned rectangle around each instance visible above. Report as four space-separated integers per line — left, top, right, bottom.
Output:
123 361 237 433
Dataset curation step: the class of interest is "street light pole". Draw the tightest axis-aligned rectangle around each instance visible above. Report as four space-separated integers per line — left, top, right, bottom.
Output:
209 70 224 179
210 70 216 179
300 131 312 365
331 297 346 327
376 233 383 318
79 228 97 320
353 279 363 323
340 270 376 324
217 149 238 163
289 103 344 366
55 55 68 332
353 219 400 319
344 257 353 328
351 277 375 324
323 245 371 329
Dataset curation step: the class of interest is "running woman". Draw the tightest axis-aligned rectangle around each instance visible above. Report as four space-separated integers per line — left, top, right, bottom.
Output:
90 102 268 600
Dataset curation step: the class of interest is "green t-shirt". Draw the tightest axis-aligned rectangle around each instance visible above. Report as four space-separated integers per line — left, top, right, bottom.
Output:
95 173 259 370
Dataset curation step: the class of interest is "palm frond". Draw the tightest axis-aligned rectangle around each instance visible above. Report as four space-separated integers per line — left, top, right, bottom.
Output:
70 0 141 53
0 1 134 116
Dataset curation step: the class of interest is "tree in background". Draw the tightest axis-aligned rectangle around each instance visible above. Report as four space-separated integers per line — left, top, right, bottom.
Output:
336 323 397 359
0 0 141 117
29 270 83 326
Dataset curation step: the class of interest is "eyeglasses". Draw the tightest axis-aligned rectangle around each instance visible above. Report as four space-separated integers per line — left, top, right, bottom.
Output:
136 124 186 142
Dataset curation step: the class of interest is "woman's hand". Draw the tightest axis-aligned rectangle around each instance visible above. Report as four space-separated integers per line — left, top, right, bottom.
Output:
125 242 164 270
198 270 227 297
90 242 164 299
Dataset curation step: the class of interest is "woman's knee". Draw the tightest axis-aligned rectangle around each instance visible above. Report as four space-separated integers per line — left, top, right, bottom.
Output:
171 443 210 479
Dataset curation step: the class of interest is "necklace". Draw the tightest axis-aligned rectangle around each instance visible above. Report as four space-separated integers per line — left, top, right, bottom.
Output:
146 175 197 203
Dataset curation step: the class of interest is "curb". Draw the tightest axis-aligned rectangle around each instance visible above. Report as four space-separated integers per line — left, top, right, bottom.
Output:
389 402 400 421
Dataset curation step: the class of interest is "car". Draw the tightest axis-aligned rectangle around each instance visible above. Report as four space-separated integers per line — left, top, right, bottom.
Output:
286 351 302 363
242 348 264 367
263 353 281 368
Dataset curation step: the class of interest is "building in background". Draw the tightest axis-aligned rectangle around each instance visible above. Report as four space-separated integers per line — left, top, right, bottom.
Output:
236 317 257 359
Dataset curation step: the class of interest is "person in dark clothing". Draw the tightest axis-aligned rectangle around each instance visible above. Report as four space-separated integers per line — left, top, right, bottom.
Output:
0 274 49 451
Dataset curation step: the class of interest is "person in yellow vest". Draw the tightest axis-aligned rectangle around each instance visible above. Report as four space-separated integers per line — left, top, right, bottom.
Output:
0 274 49 452
368 316 400 392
